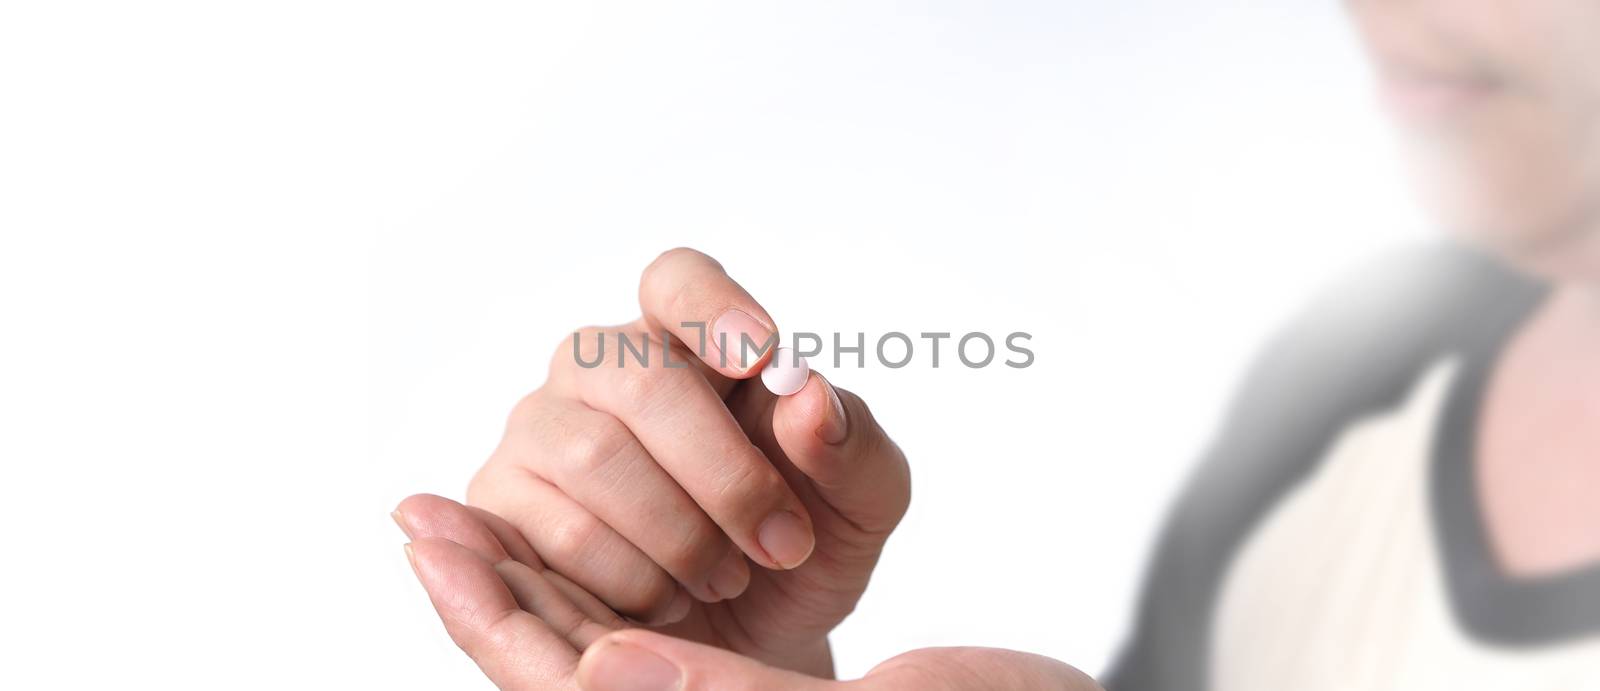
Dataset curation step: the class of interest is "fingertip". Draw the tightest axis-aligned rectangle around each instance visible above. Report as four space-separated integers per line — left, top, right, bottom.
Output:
669 586 693 622
578 630 685 691
392 492 444 532
657 586 692 626
635 248 780 379
710 308 778 377
772 372 848 467
706 548 751 601
624 578 696 627
579 628 819 691
812 372 848 445
757 509 816 570
392 510 412 538
393 493 451 526
392 494 511 563
763 378 854 533
768 377 909 538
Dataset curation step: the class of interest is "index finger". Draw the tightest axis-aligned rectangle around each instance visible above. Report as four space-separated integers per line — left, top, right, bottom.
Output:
638 248 779 379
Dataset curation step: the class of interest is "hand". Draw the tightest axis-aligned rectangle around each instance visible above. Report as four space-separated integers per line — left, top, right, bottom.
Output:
460 248 912 674
396 496 1100 691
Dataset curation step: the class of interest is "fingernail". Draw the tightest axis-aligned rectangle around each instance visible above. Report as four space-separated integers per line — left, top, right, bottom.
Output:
403 542 417 569
815 376 848 445
662 587 692 624
391 510 413 538
707 550 750 601
712 309 774 373
584 640 682 691
757 510 815 569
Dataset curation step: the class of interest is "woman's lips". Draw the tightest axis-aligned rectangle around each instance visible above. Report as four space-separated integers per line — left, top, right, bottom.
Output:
1377 66 1501 127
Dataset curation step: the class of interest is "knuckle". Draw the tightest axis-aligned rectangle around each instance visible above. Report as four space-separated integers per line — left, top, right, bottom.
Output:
711 456 787 519
560 418 633 479
664 271 727 322
465 464 497 506
838 386 873 422
556 325 610 372
746 463 789 503
886 442 913 520
505 391 547 428
640 247 688 297
863 433 913 526
613 358 684 406
545 512 605 561
658 525 722 576
467 464 531 519
706 452 759 500
478 610 537 663
641 247 727 316
599 568 677 619
632 573 679 615
643 247 715 282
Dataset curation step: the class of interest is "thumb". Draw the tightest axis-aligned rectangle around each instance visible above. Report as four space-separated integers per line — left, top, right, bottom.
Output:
577 629 832 691
576 632 1099 691
770 371 911 539
857 647 1102 691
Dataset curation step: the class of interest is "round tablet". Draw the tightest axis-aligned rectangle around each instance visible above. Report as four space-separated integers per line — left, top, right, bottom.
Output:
760 346 810 396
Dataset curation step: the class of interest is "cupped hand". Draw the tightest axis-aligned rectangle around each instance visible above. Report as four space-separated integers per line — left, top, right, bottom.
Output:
395 495 1100 691
459 248 911 674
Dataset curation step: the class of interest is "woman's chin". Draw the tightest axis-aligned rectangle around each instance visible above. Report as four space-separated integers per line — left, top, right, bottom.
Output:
1452 215 1600 282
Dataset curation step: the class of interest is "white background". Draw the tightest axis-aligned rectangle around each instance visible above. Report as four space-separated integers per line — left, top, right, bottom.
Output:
1 1 1427 688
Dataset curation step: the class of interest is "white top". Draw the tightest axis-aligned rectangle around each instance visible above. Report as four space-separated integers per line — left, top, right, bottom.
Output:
1210 360 1600 691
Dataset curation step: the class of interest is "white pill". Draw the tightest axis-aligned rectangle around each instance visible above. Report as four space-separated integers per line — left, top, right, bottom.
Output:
760 346 810 396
